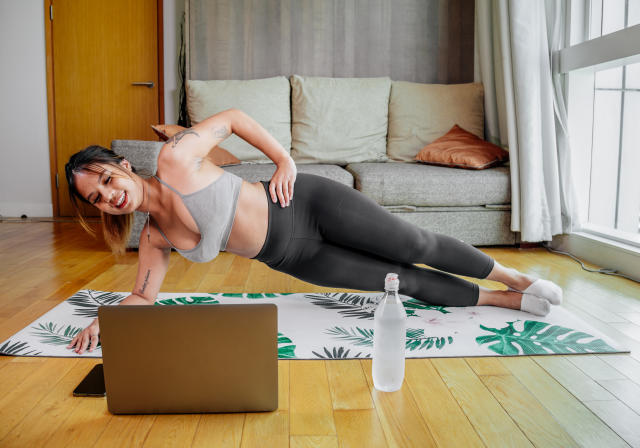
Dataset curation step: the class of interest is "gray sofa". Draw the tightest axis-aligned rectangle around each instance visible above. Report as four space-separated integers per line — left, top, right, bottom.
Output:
112 141 516 249
114 75 518 249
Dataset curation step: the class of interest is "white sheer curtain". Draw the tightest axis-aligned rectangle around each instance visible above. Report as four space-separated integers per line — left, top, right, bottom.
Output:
474 0 582 242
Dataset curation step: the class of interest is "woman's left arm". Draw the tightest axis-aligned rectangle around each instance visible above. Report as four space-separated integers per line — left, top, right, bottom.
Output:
164 108 296 207
228 109 296 208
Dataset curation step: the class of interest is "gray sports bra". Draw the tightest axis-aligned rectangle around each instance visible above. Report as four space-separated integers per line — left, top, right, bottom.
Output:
152 171 243 263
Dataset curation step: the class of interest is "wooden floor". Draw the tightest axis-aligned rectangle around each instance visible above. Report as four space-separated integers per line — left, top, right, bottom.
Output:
1 222 640 447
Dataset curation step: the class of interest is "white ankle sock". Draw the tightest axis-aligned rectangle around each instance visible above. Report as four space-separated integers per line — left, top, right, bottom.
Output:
505 268 563 305
520 293 551 316
521 279 563 305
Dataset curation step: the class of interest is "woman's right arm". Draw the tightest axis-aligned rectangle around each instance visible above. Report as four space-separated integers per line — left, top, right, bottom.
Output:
67 223 171 354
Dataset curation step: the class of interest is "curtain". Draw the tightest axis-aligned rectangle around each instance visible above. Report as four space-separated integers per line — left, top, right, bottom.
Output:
185 0 475 83
475 0 582 242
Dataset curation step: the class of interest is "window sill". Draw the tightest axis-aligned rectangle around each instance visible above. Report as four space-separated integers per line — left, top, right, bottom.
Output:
576 223 640 253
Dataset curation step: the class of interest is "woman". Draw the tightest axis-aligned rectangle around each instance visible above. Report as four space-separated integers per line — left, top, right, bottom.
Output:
66 109 562 354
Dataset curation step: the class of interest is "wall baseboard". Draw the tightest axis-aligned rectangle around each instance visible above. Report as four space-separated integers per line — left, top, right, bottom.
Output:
550 232 640 283
0 202 53 218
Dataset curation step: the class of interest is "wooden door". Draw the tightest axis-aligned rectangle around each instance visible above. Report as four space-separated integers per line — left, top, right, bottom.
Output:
48 0 161 216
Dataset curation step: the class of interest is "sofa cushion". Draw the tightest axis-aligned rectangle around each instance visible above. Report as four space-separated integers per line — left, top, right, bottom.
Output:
290 75 390 165
345 162 510 207
111 140 163 175
223 163 354 188
415 124 509 169
186 77 291 164
388 82 484 162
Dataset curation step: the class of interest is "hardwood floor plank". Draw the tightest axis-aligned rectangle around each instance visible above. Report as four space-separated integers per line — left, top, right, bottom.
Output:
533 356 615 401
0 358 79 441
175 262 213 292
611 322 640 343
431 358 533 447
43 398 112 447
333 409 387 448
598 354 640 385
191 413 244 448
500 356 628 447
140 414 201 448
561 301 640 361
583 399 640 448
480 374 579 447
360 359 437 448
325 359 373 410
290 360 336 436
597 378 640 415
405 359 484 448
0 359 93 447
241 410 288 448
93 414 157 448
565 354 627 381
278 360 290 412
466 356 511 376
290 435 339 448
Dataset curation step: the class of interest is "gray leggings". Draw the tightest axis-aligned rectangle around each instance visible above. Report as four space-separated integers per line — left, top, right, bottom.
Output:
250 173 495 306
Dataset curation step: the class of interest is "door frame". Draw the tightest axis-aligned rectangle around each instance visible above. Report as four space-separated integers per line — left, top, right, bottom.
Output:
43 0 164 217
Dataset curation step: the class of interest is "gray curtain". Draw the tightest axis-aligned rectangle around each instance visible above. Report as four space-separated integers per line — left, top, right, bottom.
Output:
186 0 474 83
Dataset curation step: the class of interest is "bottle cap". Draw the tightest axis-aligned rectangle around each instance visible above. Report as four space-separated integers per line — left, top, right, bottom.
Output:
384 273 399 290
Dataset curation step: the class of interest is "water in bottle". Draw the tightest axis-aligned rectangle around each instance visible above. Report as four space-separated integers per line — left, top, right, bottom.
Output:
372 273 407 392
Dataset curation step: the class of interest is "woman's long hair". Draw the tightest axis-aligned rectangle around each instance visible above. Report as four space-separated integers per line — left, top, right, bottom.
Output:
65 145 140 255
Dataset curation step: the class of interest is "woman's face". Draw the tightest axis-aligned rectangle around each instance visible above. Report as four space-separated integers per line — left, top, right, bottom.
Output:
73 161 142 215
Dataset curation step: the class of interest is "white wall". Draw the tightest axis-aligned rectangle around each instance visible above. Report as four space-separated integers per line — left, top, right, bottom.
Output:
0 1 52 217
0 0 182 218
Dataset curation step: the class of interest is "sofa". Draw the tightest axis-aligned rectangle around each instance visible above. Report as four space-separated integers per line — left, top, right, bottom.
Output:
113 75 518 249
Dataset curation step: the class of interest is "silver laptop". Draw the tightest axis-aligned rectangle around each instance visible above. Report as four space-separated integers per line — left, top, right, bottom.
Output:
98 303 278 414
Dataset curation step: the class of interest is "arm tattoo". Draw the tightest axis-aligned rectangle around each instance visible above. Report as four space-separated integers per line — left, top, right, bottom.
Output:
166 129 199 148
139 269 151 295
212 125 230 139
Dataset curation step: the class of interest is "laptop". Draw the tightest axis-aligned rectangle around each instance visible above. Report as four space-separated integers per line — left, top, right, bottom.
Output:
97 303 278 414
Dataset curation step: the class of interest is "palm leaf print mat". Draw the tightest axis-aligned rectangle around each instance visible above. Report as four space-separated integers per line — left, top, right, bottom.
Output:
0 290 628 358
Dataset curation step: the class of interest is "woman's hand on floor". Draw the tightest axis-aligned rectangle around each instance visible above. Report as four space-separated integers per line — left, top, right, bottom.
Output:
67 318 100 355
270 155 297 208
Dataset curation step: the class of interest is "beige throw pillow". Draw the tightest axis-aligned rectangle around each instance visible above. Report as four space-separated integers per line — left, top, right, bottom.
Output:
290 75 391 165
387 82 484 162
186 77 291 164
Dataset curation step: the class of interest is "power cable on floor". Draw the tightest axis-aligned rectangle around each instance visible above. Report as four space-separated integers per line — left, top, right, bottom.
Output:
541 241 639 284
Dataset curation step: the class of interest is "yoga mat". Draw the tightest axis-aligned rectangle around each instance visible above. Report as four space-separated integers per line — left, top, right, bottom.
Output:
0 290 629 358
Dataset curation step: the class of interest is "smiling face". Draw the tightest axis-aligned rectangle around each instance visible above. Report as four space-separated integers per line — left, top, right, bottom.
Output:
72 161 143 215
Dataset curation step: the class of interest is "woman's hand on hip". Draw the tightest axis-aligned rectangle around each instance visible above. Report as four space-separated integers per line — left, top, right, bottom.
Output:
270 155 297 208
67 318 100 355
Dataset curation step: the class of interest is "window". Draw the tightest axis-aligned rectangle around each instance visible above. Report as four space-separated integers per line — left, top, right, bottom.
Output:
561 0 640 248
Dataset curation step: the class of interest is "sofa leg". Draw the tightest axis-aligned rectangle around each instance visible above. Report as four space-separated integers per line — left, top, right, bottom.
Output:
516 242 541 249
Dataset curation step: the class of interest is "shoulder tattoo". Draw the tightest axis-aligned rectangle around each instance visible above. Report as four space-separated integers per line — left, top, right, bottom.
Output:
166 129 199 148
212 125 230 139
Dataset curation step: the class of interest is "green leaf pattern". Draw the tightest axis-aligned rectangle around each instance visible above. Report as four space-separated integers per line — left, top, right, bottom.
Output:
476 320 618 355
324 326 454 352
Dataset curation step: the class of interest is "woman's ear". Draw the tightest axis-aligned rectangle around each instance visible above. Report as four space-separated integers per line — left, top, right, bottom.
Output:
120 159 132 171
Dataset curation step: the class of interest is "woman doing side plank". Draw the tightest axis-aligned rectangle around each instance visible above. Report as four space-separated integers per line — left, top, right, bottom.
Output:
65 109 563 354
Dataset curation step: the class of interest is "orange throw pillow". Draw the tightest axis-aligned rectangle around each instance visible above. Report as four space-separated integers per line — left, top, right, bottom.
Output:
414 124 509 169
150 124 241 167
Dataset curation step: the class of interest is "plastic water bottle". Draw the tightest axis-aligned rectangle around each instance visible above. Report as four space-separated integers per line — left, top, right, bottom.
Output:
372 273 407 392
